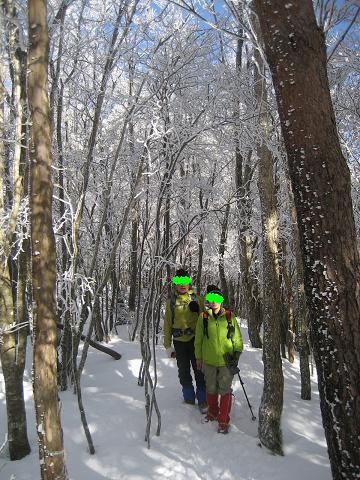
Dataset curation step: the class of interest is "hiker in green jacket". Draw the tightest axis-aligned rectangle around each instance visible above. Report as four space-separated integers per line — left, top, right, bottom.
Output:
163 268 207 411
195 285 243 434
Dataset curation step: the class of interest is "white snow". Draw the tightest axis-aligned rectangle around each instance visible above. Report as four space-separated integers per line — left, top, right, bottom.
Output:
0 325 331 479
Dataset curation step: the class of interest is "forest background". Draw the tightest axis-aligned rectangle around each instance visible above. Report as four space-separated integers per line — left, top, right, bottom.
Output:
0 0 359 479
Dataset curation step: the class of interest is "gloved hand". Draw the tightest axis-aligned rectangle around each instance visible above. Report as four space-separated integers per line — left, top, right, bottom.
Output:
188 301 200 313
223 352 240 375
166 347 176 359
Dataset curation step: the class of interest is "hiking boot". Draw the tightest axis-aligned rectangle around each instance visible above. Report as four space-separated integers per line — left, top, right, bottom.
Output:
217 423 230 434
184 398 195 405
198 402 208 414
202 413 217 423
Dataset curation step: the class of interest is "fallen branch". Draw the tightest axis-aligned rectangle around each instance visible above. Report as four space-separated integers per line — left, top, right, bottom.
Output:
57 323 121 360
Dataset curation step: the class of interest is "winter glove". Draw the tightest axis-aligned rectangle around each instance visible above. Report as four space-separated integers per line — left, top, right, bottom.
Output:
234 351 241 365
188 301 200 313
166 347 176 359
223 352 240 375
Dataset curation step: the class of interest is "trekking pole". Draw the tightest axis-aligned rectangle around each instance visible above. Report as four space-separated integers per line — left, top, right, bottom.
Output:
237 371 256 421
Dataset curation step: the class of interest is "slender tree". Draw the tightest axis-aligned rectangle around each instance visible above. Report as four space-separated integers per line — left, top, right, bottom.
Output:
28 0 68 477
233 31 263 347
0 0 30 460
253 36 283 455
253 1 360 477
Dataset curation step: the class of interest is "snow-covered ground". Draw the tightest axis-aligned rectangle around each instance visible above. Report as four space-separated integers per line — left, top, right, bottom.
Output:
0 324 331 479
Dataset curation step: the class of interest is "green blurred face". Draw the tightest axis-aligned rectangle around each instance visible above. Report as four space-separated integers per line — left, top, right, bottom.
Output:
172 275 191 294
205 292 223 313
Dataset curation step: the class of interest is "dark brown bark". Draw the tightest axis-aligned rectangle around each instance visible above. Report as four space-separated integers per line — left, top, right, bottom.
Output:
93 297 104 342
218 202 230 306
196 164 216 294
196 233 204 294
288 180 311 399
234 36 263 348
128 60 138 311
0 262 30 460
164 192 171 297
28 0 67 477
128 204 138 311
0 0 30 460
254 36 283 455
281 240 296 363
253 1 360 476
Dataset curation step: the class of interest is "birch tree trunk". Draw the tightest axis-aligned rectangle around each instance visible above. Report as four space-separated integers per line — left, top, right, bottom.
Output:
28 0 67 477
253 1 360 476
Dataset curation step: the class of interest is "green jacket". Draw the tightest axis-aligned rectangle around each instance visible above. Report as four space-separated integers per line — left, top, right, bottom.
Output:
195 308 243 367
163 290 204 349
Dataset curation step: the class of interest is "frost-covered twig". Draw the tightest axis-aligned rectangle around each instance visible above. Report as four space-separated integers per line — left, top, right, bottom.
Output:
0 322 29 347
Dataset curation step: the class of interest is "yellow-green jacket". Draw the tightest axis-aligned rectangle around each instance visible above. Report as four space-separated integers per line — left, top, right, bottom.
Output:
195 308 243 367
163 290 204 349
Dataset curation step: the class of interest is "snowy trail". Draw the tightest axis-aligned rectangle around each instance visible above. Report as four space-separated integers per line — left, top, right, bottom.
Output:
0 325 331 479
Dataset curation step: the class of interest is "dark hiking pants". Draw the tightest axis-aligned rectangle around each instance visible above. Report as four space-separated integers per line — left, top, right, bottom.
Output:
174 337 206 402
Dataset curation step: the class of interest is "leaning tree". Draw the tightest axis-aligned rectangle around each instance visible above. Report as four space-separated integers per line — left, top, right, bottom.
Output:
253 1 360 478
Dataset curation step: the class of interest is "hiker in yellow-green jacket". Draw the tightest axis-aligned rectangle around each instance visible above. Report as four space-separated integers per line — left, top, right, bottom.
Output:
163 268 207 412
195 285 243 434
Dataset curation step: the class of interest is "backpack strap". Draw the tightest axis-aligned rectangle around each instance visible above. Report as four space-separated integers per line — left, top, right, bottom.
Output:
203 310 209 338
170 293 177 324
225 309 235 339
203 309 232 339
170 292 198 324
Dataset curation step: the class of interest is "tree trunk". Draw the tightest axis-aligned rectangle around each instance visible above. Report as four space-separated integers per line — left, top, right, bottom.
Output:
196 164 216 294
0 260 31 460
0 0 30 460
218 202 230 306
253 1 360 476
128 60 138 312
164 191 171 297
254 37 283 455
281 240 296 363
233 35 263 347
288 180 311 399
128 204 138 311
28 0 67 477
196 233 204 294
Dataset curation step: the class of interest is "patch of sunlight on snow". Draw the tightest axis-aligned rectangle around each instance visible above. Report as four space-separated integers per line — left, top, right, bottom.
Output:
128 358 145 376
288 416 327 446
116 394 144 410
160 358 178 368
177 422 193 435
149 453 195 480
64 427 87 445
285 448 330 467
89 423 98 434
84 386 99 394
85 458 125 479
